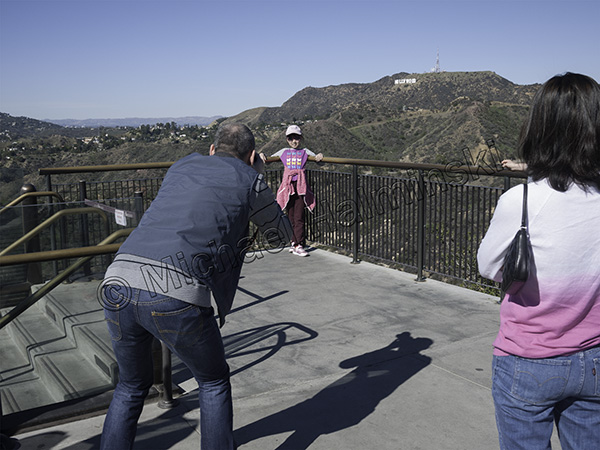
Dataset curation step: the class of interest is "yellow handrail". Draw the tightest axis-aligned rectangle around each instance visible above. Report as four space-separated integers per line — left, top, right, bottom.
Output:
0 228 133 329
37 157 527 177
0 242 122 265
0 191 65 215
39 161 174 175
266 155 526 177
0 207 109 256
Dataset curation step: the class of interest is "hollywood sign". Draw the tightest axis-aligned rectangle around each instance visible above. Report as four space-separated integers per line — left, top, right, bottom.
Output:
394 78 417 85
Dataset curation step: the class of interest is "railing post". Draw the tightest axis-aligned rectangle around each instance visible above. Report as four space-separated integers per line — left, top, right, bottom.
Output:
20 184 42 284
158 341 178 409
133 191 144 224
79 180 91 276
415 170 426 282
152 338 163 384
45 174 59 277
351 165 360 264
152 338 178 409
503 176 511 193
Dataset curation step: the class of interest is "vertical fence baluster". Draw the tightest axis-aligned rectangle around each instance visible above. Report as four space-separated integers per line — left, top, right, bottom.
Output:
20 184 42 284
416 170 426 281
351 165 360 264
79 180 91 277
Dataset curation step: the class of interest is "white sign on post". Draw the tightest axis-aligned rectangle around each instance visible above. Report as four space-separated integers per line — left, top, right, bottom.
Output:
115 209 127 226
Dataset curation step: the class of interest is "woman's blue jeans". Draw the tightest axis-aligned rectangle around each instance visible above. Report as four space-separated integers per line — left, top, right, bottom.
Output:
492 347 600 450
100 288 234 450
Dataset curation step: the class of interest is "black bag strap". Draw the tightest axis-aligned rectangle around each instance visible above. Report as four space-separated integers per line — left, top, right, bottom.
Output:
521 183 528 229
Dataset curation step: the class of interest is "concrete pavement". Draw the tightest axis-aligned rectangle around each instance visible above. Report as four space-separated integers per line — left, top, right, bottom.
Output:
9 247 561 449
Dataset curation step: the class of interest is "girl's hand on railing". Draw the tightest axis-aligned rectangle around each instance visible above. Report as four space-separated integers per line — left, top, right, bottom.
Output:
501 159 527 171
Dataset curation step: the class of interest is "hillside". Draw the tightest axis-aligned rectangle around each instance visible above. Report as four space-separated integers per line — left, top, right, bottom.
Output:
1 71 540 202
229 71 538 165
247 71 535 126
0 113 98 139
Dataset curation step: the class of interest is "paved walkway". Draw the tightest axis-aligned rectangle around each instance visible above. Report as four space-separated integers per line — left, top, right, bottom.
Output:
9 248 561 449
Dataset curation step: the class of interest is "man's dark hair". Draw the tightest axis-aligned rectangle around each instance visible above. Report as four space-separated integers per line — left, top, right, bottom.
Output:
213 123 255 160
520 72 600 191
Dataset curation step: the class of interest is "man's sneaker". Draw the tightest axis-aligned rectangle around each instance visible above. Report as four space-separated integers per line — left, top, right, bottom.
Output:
293 245 308 257
289 243 296 253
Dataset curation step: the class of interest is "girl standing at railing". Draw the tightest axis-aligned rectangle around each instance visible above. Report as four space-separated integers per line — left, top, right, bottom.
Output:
260 125 323 257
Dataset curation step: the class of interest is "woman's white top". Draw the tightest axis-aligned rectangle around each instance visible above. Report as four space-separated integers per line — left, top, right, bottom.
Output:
478 178 600 358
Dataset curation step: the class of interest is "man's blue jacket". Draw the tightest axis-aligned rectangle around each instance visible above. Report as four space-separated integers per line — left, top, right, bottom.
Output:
105 152 292 325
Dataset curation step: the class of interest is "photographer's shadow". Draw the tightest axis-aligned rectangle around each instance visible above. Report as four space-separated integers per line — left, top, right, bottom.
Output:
235 331 433 449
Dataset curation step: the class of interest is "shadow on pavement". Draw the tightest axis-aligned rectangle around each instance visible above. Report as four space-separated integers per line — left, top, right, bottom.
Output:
234 331 433 449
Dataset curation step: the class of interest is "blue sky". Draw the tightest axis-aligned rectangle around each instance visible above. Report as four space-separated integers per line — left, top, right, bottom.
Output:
1 0 599 120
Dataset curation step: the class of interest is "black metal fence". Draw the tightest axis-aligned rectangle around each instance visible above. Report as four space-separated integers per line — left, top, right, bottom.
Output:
2 160 524 296
262 163 514 294
0 178 160 285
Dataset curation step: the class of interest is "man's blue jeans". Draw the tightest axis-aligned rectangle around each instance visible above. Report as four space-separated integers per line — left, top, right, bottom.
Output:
100 288 234 450
492 347 600 450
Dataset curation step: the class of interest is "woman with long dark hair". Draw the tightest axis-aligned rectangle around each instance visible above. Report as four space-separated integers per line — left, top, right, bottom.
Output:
478 73 600 450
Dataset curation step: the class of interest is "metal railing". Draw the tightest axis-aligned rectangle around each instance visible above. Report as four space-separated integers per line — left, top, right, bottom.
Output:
0 207 109 257
1 186 146 286
0 228 131 329
264 156 525 292
0 189 65 216
0 228 178 409
31 157 526 294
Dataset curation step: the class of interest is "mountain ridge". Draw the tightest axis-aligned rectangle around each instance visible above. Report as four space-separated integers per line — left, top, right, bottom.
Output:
1 70 540 201
44 116 222 128
223 70 539 165
228 71 538 128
